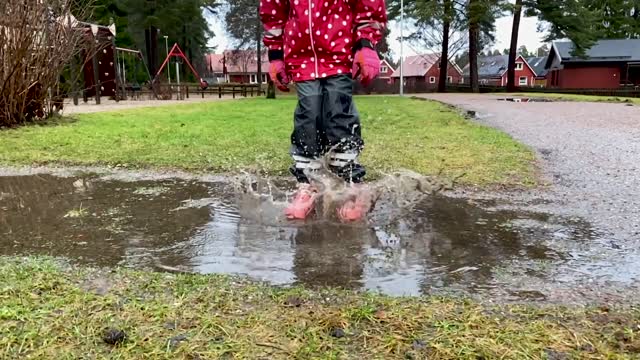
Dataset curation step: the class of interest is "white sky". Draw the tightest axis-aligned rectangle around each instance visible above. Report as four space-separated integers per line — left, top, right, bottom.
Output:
206 6 546 61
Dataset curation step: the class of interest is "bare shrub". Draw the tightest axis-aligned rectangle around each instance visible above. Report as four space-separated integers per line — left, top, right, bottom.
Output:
0 0 91 127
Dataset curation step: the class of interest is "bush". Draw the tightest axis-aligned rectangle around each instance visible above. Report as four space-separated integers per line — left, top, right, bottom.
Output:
0 0 88 127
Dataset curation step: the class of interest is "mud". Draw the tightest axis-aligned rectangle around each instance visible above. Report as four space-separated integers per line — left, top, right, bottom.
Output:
2 171 639 304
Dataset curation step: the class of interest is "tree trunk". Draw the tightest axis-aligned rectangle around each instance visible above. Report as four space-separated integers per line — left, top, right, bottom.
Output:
468 0 480 93
267 80 276 98
507 0 523 92
438 0 452 93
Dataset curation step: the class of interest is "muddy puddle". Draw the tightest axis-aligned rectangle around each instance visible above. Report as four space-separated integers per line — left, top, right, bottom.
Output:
497 97 553 103
1 172 638 302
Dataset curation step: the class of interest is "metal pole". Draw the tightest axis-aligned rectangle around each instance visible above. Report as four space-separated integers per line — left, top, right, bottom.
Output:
399 0 404 96
176 61 180 99
164 36 171 84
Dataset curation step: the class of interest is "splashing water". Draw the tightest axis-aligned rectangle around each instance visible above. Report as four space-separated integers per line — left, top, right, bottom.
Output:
232 152 458 226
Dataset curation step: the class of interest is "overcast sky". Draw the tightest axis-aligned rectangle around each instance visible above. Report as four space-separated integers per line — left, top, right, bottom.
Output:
206 6 547 61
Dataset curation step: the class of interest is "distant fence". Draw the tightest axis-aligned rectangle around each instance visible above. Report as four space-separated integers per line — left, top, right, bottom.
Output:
353 79 640 98
120 83 265 101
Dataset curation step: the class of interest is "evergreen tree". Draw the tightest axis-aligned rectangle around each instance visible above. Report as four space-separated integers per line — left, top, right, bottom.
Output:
536 44 549 56
518 45 531 57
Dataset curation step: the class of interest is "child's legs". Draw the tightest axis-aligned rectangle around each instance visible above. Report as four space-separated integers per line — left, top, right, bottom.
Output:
290 80 323 183
321 75 366 183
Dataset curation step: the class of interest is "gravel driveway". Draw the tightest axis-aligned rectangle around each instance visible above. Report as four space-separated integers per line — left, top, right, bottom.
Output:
423 93 640 242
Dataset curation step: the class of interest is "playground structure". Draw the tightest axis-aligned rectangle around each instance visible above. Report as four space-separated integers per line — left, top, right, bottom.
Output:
72 19 154 104
61 15 231 104
73 19 211 103
151 43 208 100
115 47 153 99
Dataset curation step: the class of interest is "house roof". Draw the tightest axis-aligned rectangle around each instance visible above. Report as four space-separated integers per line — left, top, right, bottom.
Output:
380 59 395 72
391 54 440 77
206 50 270 74
526 56 548 77
552 39 640 63
463 55 508 78
463 54 538 77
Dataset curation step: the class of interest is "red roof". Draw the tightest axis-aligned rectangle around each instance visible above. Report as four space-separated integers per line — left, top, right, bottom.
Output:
391 54 440 77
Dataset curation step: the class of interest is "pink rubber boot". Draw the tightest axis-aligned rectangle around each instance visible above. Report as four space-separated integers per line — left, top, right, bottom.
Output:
337 184 372 222
284 183 318 220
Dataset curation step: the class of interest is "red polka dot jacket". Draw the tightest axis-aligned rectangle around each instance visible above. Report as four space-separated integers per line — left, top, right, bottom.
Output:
260 0 388 82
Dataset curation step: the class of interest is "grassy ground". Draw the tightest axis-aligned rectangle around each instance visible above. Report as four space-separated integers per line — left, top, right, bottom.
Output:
0 96 535 186
509 92 640 105
1 257 639 359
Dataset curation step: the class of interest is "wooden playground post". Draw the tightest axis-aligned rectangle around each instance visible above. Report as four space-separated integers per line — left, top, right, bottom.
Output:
92 50 101 105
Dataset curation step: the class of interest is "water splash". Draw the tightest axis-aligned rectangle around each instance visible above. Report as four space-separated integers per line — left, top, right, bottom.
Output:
231 152 458 226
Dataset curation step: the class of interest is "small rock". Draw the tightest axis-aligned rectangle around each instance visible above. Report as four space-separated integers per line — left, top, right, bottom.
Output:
544 348 568 360
284 296 303 307
412 339 427 350
102 328 127 345
330 327 345 338
168 334 188 348
213 335 225 343
578 343 595 353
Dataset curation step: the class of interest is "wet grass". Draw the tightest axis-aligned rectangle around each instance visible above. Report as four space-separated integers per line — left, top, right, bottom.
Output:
0 96 535 186
2 257 639 359
509 92 640 105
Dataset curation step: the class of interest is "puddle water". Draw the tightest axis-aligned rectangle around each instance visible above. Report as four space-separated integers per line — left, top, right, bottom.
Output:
1 173 638 301
497 97 553 103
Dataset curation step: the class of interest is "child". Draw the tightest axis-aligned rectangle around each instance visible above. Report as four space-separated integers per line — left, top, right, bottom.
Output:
260 0 387 221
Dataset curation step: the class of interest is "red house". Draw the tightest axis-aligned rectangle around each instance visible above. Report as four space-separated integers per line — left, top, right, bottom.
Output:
546 39 640 89
390 54 463 87
462 54 537 87
205 50 269 84
379 59 395 79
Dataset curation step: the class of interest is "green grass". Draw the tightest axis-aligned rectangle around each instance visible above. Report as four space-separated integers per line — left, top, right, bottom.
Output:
509 92 640 104
0 96 536 186
2 257 639 359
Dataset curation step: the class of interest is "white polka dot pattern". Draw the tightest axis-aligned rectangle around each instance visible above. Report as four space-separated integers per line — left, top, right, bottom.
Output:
260 0 387 81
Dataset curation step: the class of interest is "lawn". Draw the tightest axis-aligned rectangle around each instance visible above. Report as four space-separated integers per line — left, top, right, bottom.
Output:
509 92 640 105
0 96 536 186
1 257 639 359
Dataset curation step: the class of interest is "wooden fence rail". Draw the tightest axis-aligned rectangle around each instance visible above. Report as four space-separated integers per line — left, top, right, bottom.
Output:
119 83 265 101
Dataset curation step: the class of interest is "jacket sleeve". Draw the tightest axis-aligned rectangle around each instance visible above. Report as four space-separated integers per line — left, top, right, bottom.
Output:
352 0 387 49
260 0 290 60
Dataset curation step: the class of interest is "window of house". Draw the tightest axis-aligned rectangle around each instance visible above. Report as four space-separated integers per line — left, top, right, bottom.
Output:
516 62 523 70
250 74 257 83
380 65 388 73
459 77 465 84
447 76 453 83
262 73 267 83
519 76 528 86
429 76 436 84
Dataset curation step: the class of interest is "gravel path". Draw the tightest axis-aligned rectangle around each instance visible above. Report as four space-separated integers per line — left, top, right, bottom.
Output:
422 94 640 242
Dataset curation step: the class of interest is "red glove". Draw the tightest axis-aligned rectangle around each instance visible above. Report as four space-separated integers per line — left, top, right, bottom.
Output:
269 60 290 92
352 47 380 86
